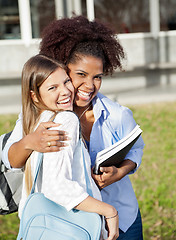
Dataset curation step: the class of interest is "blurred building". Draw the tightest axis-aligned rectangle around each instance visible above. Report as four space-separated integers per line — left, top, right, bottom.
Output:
0 0 176 88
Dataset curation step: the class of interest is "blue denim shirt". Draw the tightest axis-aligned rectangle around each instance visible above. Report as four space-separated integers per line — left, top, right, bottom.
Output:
90 92 145 232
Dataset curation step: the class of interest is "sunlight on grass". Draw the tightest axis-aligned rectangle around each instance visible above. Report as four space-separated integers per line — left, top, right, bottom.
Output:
130 102 176 240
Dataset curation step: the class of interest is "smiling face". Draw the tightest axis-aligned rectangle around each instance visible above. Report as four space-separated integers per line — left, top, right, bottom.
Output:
37 67 74 111
68 55 103 108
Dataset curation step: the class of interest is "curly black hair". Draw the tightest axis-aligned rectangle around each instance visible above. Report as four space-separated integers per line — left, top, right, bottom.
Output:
40 15 125 75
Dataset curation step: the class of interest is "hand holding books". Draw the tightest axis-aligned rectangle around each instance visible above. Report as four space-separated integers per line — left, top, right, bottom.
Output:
93 125 142 175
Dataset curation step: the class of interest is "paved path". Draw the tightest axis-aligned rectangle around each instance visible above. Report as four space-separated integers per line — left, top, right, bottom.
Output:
0 81 176 115
106 84 176 106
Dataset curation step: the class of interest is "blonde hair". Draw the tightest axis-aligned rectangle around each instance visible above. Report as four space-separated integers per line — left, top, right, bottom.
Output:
21 54 66 195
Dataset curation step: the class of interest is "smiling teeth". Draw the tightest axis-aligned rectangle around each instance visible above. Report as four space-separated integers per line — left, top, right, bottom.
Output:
58 97 70 104
78 90 91 96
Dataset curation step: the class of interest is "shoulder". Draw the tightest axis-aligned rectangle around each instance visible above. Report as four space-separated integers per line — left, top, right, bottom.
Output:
39 110 80 133
40 110 79 124
53 111 80 138
95 93 137 138
54 111 79 124
96 92 125 111
55 111 81 147
96 92 133 122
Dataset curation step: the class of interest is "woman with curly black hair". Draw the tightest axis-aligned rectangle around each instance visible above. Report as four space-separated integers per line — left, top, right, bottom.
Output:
3 16 144 240
39 15 124 75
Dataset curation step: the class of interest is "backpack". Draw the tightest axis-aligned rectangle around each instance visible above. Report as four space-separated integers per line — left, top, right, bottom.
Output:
0 132 23 215
17 142 102 240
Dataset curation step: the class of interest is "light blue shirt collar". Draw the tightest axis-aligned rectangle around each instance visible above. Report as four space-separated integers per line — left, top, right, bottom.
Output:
92 92 108 121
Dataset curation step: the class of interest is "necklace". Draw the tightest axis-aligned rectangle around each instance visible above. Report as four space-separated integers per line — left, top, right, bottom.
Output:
79 103 92 120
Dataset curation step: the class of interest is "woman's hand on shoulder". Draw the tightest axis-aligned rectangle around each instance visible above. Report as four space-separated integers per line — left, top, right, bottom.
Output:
26 121 70 153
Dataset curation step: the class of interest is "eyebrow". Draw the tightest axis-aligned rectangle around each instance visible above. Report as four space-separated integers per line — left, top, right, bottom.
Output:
95 73 104 76
75 70 87 74
46 76 70 87
75 70 104 76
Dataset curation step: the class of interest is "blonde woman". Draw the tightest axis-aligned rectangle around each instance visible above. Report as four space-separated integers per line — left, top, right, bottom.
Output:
17 54 119 240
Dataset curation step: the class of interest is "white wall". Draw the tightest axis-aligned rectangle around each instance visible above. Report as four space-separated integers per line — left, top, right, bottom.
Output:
0 39 40 79
119 31 176 68
0 31 176 82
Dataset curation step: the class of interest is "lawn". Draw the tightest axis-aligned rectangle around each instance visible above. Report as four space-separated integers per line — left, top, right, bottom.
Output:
0 102 176 240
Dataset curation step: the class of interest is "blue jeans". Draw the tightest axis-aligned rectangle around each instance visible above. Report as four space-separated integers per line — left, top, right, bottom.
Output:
117 209 143 240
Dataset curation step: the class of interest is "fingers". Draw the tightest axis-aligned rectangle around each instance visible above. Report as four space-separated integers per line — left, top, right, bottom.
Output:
42 129 69 137
92 167 118 189
37 121 70 142
38 122 69 137
58 132 70 141
91 173 104 190
106 233 119 240
47 129 68 136
100 166 118 178
46 140 68 148
42 132 70 142
42 145 65 153
100 166 112 173
33 121 71 153
40 121 61 130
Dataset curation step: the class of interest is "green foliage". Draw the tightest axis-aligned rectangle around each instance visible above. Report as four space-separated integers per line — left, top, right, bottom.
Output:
0 213 19 240
0 103 176 239
0 114 18 135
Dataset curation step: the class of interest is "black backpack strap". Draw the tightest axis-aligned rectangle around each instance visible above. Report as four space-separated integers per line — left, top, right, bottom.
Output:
2 131 12 150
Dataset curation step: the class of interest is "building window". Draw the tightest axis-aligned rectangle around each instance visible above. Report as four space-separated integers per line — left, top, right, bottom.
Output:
160 0 176 31
0 0 20 39
30 0 56 38
94 0 150 34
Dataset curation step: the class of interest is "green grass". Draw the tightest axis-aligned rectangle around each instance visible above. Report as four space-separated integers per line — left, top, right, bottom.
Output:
130 102 176 240
0 102 176 239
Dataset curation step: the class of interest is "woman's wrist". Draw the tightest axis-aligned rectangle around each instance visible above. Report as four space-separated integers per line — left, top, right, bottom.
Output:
118 159 137 178
103 206 117 219
23 133 35 151
105 211 118 220
8 137 32 168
